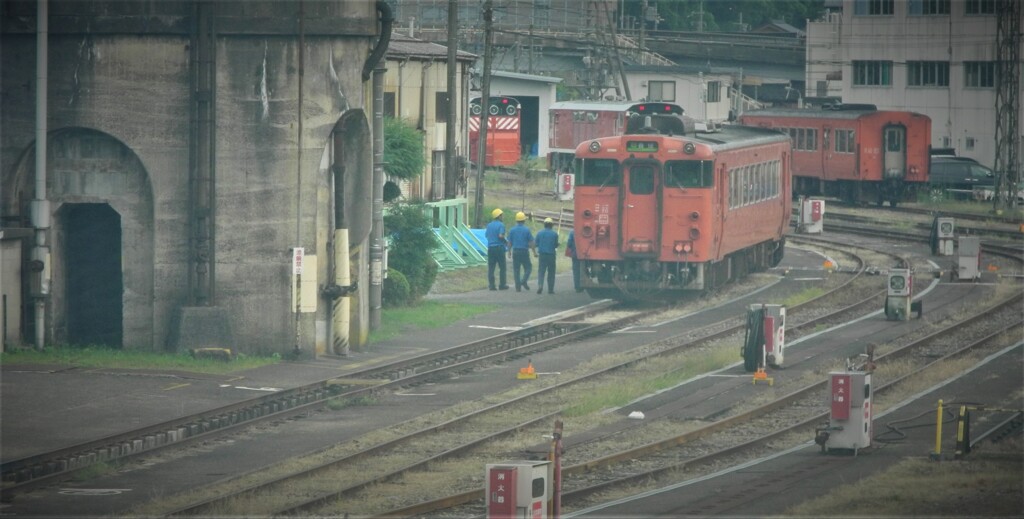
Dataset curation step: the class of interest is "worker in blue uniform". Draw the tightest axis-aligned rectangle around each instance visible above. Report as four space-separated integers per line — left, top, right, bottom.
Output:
566 229 582 292
486 208 509 290
534 218 560 294
507 211 534 292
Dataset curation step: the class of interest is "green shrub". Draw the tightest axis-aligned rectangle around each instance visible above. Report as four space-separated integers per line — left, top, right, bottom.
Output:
384 203 438 301
382 268 412 307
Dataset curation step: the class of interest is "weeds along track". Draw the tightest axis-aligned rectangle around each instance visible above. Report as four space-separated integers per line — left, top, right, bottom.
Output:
148 240 909 517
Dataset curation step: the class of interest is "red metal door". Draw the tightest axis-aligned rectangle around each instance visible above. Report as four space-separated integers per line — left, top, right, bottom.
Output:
619 164 659 256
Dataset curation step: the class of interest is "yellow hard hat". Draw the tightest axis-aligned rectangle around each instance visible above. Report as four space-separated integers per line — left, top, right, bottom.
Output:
544 217 554 224
491 208 503 219
515 211 527 222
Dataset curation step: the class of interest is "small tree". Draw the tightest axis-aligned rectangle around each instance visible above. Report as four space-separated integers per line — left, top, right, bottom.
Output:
383 203 438 302
383 117 427 181
513 155 546 210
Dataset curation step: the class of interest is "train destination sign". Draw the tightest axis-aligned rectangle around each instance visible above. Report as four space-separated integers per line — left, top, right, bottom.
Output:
626 141 658 153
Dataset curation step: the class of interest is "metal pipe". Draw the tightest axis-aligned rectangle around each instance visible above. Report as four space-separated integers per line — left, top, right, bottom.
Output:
32 0 50 350
370 66 385 329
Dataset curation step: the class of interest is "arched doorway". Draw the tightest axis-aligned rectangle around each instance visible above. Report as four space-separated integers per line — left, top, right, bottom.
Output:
63 203 123 347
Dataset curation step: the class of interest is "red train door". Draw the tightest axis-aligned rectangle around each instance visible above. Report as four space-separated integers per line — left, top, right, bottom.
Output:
882 125 906 179
619 163 659 256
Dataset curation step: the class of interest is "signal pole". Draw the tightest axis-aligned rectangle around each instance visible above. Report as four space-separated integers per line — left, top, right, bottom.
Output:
444 0 458 199
993 0 1020 211
473 0 493 228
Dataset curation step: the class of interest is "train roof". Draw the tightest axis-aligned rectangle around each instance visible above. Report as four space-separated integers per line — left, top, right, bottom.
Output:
689 124 791 150
550 100 650 112
740 106 927 121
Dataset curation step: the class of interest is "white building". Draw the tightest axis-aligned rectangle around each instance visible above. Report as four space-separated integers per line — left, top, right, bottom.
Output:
622 66 738 124
806 0 1023 168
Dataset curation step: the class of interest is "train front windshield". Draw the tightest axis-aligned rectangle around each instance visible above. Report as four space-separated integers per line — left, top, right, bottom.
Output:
664 160 714 188
576 158 620 187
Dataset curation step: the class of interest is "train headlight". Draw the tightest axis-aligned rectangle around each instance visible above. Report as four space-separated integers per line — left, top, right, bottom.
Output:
674 241 693 253
581 225 594 237
582 209 593 219
689 228 701 240
690 211 700 221
589 141 601 153
684 142 696 155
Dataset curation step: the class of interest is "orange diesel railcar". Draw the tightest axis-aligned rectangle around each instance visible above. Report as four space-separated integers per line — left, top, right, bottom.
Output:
548 100 686 176
469 96 522 167
739 105 931 206
573 106 792 299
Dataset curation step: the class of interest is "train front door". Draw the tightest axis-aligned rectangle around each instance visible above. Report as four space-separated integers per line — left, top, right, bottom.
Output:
619 163 659 256
882 125 906 179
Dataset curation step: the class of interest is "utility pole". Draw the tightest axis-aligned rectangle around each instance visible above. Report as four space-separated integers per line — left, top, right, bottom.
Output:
992 0 1020 211
444 0 458 199
473 0 493 228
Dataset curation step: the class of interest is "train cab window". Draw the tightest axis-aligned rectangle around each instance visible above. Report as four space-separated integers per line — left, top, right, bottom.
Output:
629 165 656 195
578 159 620 187
885 129 904 152
665 160 714 188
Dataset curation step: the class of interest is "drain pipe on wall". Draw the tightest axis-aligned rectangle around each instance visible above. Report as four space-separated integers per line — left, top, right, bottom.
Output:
32 0 50 350
364 0 392 331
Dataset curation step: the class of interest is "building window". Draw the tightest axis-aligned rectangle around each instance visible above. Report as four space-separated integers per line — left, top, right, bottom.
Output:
908 0 950 15
648 81 676 102
965 0 996 14
908 61 950 86
964 61 997 87
383 92 396 118
965 137 975 150
834 129 855 153
435 91 449 121
853 0 894 15
941 136 951 148
816 80 828 97
853 60 892 86
533 0 551 27
706 81 721 102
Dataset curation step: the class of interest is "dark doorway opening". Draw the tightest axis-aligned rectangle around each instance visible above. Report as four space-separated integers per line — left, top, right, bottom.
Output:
517 96 540 157
65 203 123 347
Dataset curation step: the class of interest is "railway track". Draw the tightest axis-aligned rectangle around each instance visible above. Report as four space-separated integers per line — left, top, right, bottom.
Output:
379 247 1021 518
147 239 904 516
8 212 1018 518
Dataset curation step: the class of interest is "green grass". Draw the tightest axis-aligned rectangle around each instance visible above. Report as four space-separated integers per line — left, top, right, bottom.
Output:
781 286 827 308
0 344 279 374
369 300 498 343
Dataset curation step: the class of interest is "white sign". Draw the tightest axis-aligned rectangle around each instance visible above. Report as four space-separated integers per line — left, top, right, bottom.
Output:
292 247 304 275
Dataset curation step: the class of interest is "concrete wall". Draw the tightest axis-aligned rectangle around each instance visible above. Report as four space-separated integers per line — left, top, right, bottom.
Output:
0 1 379 354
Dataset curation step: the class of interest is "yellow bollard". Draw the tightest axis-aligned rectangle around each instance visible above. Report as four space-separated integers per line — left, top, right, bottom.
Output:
933 399 943 459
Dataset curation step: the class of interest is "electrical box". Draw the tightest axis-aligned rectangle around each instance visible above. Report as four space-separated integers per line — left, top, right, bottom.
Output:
556 172 575 201
931 217 955 256
798 198 824 234
822 371 872 454
884 268 912 321
955 236 981 281
742 304 786 371
486 460 552 519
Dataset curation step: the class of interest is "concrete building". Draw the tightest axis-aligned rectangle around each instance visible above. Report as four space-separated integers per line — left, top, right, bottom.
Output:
383 33 476 201
484 70 562 160
622 66 738 124
806 0 1024 167
1 0 386 356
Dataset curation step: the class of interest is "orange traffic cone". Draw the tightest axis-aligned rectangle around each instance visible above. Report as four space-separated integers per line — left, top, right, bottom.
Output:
753 367 773 386
517 359 538 380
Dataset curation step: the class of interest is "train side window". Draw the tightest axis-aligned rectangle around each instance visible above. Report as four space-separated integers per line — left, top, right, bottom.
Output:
629 165 656 195
665 160 714 188
578 159 620 187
